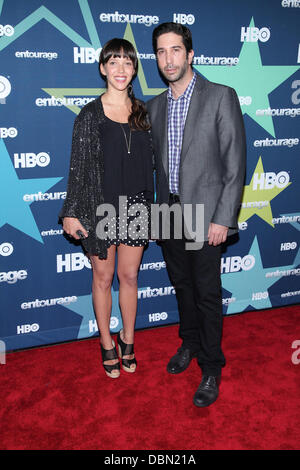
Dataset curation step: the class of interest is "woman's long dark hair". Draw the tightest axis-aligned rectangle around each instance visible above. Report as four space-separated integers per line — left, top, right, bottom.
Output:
99 38 150 131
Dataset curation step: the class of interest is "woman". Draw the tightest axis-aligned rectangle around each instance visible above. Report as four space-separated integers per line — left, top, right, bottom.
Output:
60 38 153 379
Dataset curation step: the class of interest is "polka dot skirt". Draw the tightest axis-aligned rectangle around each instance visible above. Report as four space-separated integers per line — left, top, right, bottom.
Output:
104 192 150 248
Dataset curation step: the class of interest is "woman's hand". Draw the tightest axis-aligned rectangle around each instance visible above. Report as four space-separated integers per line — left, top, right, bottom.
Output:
62 217 89 240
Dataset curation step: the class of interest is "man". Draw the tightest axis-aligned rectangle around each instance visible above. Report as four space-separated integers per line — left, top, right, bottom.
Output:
147 23 246 407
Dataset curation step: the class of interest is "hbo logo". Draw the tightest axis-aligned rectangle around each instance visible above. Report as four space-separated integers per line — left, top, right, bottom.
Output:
221 255 255 273
252 291 268 300
0 243 13 256
0 24 14 37
0 76 11 101
173 13 195 25
281 242 297 251
110 316 119 330
57 253 92 272
17 324 40 335
253 171 290 190
14 152 50 168
241 27 270 42
149 312 168 323
0 127 18 138
73 47 101 63
239 96 252 106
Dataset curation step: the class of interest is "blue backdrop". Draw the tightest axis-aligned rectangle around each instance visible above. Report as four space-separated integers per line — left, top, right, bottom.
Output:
1 0 299 351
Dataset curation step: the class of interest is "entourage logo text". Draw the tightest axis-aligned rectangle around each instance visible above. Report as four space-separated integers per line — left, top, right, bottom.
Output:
99 11 159 27
0 269 28 284
15 50 58 60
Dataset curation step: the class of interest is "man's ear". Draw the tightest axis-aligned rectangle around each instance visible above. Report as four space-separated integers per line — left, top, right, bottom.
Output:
188 49 194 65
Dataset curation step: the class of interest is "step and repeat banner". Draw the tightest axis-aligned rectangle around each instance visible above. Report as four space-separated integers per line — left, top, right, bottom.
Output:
1 0 300 351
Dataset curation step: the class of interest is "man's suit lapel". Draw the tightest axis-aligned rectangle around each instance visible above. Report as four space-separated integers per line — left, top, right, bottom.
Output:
180 74 206 164
156 92 169 179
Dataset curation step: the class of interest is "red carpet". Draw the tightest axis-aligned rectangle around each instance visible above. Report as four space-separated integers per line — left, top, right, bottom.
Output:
1 305 299 450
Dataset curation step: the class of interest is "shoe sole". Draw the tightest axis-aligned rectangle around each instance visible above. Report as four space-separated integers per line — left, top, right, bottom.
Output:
118 344 136 373
105 372 120 379
193 394 219 408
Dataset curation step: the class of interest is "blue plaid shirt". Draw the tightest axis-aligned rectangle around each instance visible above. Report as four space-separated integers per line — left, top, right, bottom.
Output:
167 72 196 194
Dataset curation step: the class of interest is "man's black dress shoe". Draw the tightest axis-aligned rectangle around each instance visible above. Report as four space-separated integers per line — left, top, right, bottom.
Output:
167 347 194 374
193 375 221 407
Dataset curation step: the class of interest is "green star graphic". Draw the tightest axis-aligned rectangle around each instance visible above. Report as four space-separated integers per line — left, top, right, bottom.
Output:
222 236 295 314
0 1 165 115
280 212 300 267
61 284 150 339
194 18 300 137
0 139 62 243
238 156 291 227
42 23 166 115
61 287 122 339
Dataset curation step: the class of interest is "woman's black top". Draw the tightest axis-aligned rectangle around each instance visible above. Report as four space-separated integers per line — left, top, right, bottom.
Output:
102 116 153 213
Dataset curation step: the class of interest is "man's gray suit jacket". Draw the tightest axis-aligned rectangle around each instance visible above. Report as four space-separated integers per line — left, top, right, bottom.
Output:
146 73 246 242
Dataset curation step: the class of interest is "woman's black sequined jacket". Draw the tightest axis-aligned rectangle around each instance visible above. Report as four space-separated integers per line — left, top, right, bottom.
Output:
59 96 107 259
60 95 154 259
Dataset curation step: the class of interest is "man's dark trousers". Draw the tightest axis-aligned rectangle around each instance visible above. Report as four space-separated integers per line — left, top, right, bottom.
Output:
160 201 226 377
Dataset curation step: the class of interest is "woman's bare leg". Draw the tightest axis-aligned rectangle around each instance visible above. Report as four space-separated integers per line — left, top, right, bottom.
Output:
90 246 118 369
117 244 144 349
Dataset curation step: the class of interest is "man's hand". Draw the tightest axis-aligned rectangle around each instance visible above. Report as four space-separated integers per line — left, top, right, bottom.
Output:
62 217 88 240
208 223 228 246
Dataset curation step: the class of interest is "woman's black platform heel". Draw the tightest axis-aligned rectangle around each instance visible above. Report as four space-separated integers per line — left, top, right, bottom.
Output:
117 330 137 373
100 340 120 379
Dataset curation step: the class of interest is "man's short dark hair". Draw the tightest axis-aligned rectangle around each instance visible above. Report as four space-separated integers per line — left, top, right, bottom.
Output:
152 22 193 54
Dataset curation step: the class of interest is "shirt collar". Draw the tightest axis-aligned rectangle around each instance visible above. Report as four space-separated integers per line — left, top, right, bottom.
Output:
167 72 196 101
